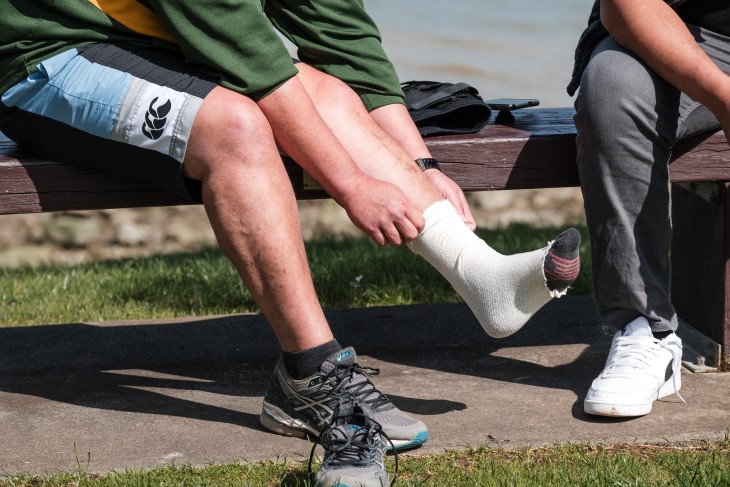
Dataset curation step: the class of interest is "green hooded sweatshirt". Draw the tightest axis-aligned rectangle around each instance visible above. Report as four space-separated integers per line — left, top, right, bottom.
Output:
0 0 404 110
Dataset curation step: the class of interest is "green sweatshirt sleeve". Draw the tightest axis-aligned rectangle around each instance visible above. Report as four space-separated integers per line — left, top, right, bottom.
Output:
264 0 404 111
147 0 298 100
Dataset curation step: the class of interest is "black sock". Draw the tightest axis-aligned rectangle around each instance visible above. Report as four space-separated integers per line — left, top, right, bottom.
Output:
544 228 581 291
653 330 673 340
283 339 342 380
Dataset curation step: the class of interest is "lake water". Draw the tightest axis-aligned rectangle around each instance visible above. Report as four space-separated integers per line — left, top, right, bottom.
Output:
365 0 594 108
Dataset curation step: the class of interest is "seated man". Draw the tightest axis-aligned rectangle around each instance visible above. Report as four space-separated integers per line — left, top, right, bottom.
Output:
569 0 729 416
0 0 580 479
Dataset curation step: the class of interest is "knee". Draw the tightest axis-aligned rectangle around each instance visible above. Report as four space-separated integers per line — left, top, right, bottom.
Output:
328 76 362 108
576 46 658 131
186 88 276 180
209 95 273 150
308 70 365 117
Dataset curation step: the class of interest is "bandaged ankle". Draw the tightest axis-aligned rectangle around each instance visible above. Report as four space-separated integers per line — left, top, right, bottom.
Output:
409 200 580 338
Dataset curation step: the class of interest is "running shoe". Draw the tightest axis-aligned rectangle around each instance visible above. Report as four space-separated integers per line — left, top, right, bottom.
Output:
260 347 428 451
310 397 395 487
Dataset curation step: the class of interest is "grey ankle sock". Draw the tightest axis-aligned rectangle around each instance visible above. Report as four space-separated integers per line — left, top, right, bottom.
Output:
283 339 342 380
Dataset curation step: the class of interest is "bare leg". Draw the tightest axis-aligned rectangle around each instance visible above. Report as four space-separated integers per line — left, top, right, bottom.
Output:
184 88 428 447
183 86 332 352
369 103 432 160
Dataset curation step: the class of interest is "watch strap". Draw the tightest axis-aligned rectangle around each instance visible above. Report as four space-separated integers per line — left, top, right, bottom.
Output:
415 157 441 171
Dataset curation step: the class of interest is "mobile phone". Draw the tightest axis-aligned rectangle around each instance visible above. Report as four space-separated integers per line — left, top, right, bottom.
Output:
484 98 540 110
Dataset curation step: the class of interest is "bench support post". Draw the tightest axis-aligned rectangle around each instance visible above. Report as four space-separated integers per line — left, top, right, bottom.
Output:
671 182 730 367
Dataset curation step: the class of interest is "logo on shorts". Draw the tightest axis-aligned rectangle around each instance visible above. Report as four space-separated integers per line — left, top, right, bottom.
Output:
142 97 172 140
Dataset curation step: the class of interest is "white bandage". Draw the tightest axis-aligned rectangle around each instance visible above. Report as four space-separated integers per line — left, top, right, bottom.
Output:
409 200 552 338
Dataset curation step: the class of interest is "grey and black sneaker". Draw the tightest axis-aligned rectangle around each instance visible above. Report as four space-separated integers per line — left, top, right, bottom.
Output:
260 347 428 451
309 398 396 487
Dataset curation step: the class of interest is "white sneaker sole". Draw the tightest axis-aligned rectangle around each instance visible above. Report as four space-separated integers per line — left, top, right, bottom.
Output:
584 373 682 417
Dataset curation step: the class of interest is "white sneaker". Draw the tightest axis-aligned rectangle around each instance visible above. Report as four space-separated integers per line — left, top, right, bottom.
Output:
584 316 684 417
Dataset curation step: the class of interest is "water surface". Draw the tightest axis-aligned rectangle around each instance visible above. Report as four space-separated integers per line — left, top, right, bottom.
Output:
366 0 594 108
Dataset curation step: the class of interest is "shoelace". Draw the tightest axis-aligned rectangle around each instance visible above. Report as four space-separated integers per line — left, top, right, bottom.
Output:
662 334 686 403
325 363 392 412
606 336 662 372
308 405 399 484
607 335 686 403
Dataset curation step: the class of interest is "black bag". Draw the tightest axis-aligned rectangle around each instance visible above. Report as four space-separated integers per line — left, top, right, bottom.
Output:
401 80 492 137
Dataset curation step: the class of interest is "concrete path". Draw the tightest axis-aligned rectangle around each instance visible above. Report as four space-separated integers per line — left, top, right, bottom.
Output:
1 296 728 476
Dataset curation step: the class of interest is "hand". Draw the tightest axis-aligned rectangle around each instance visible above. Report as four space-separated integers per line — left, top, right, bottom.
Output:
714 97 730 147
424 169 476 230
340 177 424 247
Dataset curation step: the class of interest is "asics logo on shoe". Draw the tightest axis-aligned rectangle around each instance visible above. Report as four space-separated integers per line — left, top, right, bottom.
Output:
307 376 328 388
336 350 353 362
142 97 172 140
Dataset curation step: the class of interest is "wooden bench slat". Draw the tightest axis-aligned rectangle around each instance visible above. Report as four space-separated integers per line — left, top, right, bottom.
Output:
670 133 730 182
2 108 729 215
0 159 191 214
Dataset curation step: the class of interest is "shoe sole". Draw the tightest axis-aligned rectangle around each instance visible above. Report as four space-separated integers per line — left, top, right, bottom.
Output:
390 430 429 451
583 374 682 417
260 401 319 439
260 401 428 452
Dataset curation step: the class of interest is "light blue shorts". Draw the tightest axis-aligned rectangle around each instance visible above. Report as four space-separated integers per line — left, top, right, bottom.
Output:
0 43 218 201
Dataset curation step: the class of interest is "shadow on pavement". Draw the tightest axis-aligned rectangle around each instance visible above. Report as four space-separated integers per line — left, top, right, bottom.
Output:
0 296 609 428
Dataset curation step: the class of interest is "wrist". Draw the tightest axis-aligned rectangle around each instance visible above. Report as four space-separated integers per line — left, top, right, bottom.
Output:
331 171 369 207
704 77 730 122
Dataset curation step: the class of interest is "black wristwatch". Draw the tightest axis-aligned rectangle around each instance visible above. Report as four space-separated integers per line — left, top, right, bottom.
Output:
415 157 441 171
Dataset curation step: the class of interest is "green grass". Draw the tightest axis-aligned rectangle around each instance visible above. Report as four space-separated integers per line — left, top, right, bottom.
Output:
3 440 728 486
0 224 592 327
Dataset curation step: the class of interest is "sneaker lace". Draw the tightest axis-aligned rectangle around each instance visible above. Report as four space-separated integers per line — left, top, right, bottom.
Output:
662 334 686 403
608 335 685 403
325 363 392 412
308 401 399 483
606 336 661 372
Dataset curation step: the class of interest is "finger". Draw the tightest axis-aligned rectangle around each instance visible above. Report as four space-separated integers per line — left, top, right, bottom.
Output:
463 215 477 231
368 227 387 247
464 214 476 231
395 221 419 244
393 206 422 244
404 205 425 234
446 188 476 231
383 223 403 247
444 189 465 215
458 192 477 231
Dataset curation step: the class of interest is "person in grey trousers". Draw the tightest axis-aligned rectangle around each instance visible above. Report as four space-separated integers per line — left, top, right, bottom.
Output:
569 0 730 416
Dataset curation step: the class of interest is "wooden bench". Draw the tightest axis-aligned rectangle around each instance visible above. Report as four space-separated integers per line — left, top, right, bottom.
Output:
1 107 728 365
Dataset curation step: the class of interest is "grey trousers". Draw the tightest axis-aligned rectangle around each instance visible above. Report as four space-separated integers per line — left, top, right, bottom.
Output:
574 25 730 333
